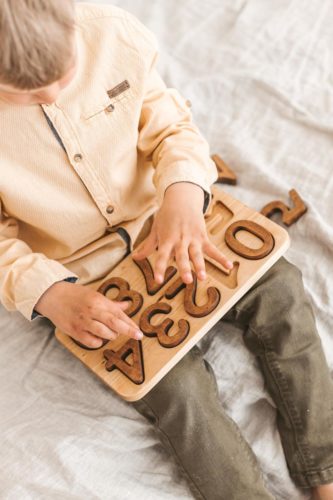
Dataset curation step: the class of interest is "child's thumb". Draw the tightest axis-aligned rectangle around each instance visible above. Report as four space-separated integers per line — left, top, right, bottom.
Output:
132 234 156 260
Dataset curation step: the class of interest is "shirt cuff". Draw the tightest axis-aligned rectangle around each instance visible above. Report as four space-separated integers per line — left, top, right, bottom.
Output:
154 160 216 211
165 181 211 214
7 255 80 321
202 188 210 214
31 276 79 320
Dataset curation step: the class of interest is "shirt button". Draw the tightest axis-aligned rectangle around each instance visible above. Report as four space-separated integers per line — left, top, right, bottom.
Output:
74 153 83 162
105 104 115 113
106 205 114 214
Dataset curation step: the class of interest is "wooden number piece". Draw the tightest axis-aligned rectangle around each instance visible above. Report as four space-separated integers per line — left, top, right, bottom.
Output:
103 339 145 385
103 339 145 384
212 154 237 185
164 276 186 299
225 220 275 260
261 189 307 226
165 272 221 318
71 337 109 350
140 302 190 348
134 258 177 295
98 277 143 317
185 272 221 317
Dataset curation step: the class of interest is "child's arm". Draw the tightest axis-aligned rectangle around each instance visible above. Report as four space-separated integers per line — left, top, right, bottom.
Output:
123 11 218 208
34 280 143 348
0 198 79 321
0 199 142 348
127 13 232 282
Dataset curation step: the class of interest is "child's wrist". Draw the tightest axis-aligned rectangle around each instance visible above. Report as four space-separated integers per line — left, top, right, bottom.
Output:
163 181 204 206
34 281 72 316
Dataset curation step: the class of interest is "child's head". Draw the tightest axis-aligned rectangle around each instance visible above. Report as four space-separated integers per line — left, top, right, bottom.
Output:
0 0 77 106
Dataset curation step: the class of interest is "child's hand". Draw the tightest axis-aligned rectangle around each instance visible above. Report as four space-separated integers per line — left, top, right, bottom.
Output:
132 182 233 284
34 281 143 348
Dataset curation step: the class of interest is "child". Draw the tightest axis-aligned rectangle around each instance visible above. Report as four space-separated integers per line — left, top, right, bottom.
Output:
0 1 332 498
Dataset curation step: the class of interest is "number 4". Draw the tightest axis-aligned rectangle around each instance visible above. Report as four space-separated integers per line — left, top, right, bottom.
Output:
103 339 145 385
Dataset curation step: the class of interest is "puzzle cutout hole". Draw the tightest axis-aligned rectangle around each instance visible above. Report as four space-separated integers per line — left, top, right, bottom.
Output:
206 200 234 236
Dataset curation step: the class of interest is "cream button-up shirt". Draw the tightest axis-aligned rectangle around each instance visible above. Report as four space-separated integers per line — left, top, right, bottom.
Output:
0 2 218 322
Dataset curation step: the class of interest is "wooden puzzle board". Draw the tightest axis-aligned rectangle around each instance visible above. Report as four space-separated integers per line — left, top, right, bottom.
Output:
55 187 290 401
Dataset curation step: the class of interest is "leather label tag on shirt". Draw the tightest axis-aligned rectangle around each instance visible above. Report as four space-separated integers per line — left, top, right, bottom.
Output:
107 80 130 99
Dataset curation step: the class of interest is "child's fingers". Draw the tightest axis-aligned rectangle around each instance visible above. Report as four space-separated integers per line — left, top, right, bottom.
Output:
132 232 157 260
189 243 206 280
84 320 119 341
97 311 143 340
153 244 173 283
203 241 233 270
100 297 141 332
109 302 142 331
73 331 106 349
175 243 193 284
114 300 130 310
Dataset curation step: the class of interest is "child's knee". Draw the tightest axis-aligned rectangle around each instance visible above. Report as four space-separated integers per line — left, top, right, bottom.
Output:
261 256 304 301
268 256 301 281
150 345 209 399
132 346 217 418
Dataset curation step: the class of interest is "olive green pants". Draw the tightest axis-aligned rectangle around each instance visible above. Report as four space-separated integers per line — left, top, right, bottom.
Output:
132 257 333 499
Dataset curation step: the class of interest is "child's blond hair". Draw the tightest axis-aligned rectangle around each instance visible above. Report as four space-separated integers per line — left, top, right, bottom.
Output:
0 0 75 90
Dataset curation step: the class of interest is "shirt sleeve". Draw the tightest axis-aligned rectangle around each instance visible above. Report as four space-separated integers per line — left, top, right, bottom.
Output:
0 200 79 322
31 276 78 320
124 12 218 211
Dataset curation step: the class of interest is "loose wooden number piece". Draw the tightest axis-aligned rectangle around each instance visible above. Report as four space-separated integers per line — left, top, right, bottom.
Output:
55 187 290 401
211 154 237 185
261 189 307 226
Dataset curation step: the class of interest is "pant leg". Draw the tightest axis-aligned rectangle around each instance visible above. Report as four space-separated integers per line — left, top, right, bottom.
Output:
223 256 333 488
132 345 274 500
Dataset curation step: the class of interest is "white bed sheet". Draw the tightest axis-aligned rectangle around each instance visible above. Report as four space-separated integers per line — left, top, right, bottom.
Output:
1 1 332 499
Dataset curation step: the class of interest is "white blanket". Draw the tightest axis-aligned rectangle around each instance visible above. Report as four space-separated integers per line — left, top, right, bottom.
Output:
1 1 332 499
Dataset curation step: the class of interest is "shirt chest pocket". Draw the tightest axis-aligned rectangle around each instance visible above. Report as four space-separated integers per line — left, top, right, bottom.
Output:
81 80 142 149
81 80 136 120
80 82 140 147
